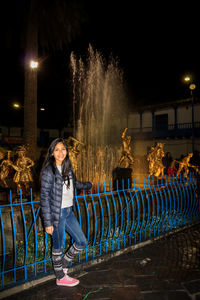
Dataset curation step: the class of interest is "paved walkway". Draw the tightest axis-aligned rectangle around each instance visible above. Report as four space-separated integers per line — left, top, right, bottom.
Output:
3 222 200 300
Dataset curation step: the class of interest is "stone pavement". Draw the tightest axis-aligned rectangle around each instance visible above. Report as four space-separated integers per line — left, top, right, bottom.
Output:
3 222 200 300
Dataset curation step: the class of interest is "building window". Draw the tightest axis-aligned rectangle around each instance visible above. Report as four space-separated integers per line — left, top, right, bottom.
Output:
155 114 168 130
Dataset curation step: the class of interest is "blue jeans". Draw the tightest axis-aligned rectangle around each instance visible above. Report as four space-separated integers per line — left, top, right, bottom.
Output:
52 207 87 250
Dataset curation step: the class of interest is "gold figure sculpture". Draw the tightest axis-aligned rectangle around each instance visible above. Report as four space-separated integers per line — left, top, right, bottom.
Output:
0 151 12 187
12 145 35 194
65 136 85 173
0 151 4 160
118 128 134 168
175 153 199 177
146 142 165 177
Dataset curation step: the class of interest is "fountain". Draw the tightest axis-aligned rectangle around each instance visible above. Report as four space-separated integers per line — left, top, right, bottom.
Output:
70 45 129 189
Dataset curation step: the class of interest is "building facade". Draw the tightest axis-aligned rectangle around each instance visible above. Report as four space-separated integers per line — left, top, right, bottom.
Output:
127 98 200 159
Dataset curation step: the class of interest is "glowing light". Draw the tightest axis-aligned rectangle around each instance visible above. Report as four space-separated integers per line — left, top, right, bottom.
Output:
189 83 196 90
13 103 20 109
30 60 38 69
184 76 191 82
40 107 45 111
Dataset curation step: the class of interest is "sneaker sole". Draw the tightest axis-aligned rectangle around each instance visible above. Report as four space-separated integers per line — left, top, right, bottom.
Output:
56 280 79 287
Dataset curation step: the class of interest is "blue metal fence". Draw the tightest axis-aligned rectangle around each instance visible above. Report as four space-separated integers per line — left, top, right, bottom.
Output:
0 173 200 290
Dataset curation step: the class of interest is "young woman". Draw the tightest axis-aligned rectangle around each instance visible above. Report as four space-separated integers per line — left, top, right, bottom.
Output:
40 138 92 287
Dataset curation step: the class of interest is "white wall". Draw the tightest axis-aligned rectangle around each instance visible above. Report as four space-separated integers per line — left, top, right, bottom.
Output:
128 113 140 128
142 112 152 128
177 106 192 123
194 104 200 122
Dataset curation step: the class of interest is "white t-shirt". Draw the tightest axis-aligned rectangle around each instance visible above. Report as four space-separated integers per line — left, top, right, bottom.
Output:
57 165 73 208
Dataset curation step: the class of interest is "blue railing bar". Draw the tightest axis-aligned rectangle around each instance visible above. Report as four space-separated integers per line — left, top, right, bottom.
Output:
180 173 186 225
143 178 150 240
181 174 187 224
133 178 141 243
172 176 180 227
156 177 164 235
20 189 28 281
152 176 160 236
165 176 172 231
27 206 41 240
30 189 38 278
90 187 98 258
148 177 155 237
168 175 176 229
44 232 48 273
104 181 111 253
122 179 130 247
83 189 90 261
110 181 118 251
0 200 40 208
96 182 104 256
0 205 5 288
183 174 190 224
187 174 193 223
10 190 17 284
138 178 145 241
116 180 124 249
191 173 200 218
127 181 135 245
191 172 199 218
175 174 183 227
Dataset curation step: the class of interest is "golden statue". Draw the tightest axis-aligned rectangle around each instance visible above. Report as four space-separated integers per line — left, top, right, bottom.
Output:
65 136 85 173
146 146 156 176
147 142 165 177
12 145 34 194
0 151 4 160
0 151 12 187
118 128 134 168
176 153 197 177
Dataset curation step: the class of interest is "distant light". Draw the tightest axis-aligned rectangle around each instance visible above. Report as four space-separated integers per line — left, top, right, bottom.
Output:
184 76 191 82
40 107 45 111
189 83 196 90
30 60 38 69
13 103 20 109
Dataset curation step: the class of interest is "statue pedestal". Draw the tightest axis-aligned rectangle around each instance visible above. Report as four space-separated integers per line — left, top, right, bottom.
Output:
0 188 10 204
112 167 132 190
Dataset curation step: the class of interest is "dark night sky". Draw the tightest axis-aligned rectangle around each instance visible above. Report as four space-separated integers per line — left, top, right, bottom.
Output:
1 1 200 128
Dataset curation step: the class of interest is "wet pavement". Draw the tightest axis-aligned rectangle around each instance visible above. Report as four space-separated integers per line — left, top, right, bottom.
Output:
2 221 200 300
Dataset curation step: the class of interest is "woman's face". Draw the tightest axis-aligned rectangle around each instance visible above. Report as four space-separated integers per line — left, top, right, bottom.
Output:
53 142 67 165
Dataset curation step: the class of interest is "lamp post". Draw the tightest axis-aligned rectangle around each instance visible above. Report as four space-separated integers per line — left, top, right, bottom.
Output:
24 58 39 160
189 83 196 153
184 76 195 152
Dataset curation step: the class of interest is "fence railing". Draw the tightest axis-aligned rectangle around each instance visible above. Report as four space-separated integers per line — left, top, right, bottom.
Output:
0 173 200 290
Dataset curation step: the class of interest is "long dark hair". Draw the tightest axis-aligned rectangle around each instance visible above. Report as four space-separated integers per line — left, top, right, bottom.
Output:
40 138 72 187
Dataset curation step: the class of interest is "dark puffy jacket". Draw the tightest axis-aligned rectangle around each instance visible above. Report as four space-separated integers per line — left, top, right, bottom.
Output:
40 165 92 228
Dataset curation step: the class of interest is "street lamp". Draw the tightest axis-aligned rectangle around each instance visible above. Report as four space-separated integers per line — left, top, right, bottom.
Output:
13 103 21 109
184 75 195 152
30 60 38 69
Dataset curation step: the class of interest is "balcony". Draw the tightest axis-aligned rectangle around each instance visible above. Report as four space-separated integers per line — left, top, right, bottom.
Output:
129 122 200 139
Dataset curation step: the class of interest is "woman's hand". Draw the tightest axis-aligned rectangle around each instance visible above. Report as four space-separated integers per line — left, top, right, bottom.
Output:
45 226 54 235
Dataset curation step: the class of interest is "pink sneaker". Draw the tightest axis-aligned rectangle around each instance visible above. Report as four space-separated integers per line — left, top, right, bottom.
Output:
56 269 79 286
56 273 79 287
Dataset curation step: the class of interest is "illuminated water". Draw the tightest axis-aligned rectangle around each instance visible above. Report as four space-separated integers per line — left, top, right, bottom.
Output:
70 45 128 189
